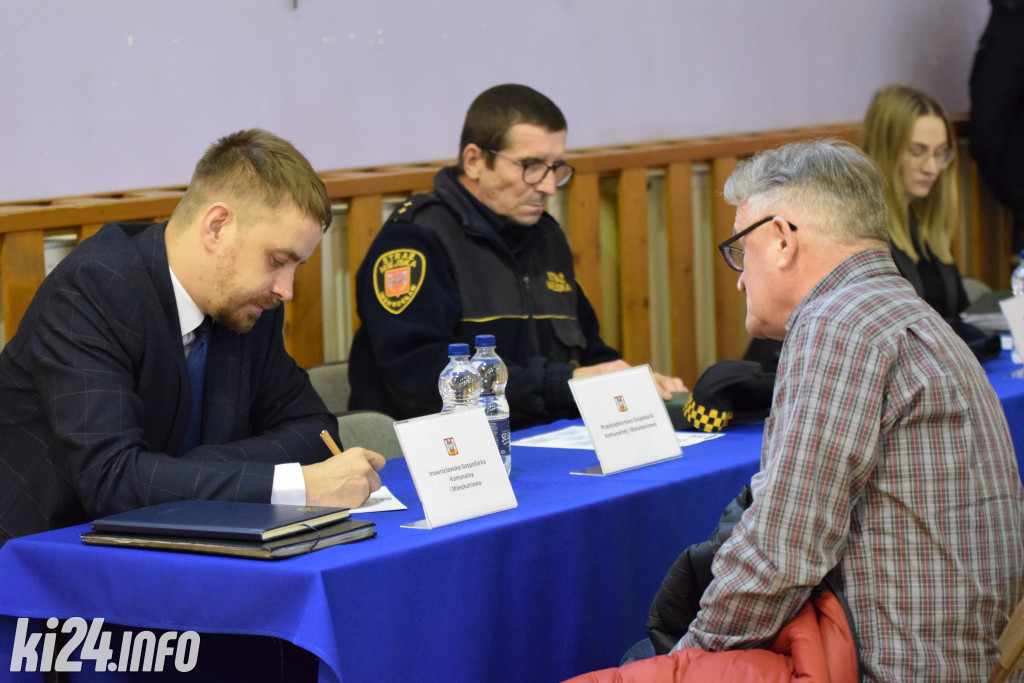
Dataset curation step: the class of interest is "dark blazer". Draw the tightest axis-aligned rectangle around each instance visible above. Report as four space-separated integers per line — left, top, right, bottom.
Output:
0 222 339 546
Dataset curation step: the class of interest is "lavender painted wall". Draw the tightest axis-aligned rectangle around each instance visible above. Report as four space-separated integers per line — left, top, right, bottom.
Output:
0 0 991 202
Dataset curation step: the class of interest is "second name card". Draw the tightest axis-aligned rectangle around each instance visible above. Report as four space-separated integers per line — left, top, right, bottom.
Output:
569 365 682 475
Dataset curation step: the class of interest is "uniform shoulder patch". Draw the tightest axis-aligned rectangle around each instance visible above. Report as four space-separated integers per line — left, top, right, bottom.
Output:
389 194 440 224
373 249 427 314
545 271 572 293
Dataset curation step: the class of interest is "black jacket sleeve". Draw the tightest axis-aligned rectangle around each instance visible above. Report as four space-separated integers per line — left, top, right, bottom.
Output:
646 485 753 655
349 223 463 419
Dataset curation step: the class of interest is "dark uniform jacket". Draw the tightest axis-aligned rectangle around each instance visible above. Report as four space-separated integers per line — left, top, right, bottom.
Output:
348 166 620 428
0 222 338 547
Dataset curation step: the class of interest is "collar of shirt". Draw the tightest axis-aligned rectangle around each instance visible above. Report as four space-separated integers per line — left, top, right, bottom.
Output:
784 249 899 336
437 166 534 255
168 267 205 344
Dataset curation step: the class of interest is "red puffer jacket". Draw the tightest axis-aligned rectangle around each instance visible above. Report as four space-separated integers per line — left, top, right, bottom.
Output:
564 590 858 683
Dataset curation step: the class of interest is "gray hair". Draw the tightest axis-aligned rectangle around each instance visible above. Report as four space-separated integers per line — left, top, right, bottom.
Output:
724 139 888 244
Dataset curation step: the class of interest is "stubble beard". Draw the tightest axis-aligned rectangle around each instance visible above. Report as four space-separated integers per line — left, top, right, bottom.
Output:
209 267 282 334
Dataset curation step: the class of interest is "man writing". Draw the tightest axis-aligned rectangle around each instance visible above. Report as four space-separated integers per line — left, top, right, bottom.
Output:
665 140 1024 679
349 83 683 428
0 129 384 547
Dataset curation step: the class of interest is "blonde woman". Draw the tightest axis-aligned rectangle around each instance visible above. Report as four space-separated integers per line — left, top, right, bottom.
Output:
858 84 969 317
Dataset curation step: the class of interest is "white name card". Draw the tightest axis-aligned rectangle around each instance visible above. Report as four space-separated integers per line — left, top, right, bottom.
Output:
1000 295 1024 365
394 408 517 529
568 365 682 475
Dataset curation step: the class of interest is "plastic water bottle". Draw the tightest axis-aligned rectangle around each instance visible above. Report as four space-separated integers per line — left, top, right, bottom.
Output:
438 343 481 413
1013 250 1024 297
1011 252 1024 364
471 334 511 475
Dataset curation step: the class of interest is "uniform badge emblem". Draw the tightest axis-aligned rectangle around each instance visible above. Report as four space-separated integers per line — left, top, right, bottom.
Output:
546 271 571 293
373 249 426 314
385 268 410 297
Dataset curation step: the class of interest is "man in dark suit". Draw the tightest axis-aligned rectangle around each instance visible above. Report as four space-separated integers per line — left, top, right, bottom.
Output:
0 129 385 547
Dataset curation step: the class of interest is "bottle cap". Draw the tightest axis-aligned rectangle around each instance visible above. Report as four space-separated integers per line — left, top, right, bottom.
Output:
448 342 470 356
475 334 496 347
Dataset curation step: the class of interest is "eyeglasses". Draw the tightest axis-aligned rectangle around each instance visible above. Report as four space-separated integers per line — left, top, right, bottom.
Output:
905 144 955 171
717 215 798 272
489 150 575 187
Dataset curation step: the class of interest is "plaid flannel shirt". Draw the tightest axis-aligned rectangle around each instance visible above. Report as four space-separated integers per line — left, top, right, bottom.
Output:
678 250 1024 681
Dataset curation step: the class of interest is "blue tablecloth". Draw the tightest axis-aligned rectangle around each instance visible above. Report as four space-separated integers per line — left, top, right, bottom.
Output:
985 350 1024 458
0 350 1021 683
0 422 765 683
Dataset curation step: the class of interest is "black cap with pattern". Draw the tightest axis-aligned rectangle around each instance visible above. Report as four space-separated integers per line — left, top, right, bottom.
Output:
677 360 775 432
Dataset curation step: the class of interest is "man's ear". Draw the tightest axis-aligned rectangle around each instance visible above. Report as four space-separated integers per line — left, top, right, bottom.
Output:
773 216 799 270
199 203 233 250
462 144 486 181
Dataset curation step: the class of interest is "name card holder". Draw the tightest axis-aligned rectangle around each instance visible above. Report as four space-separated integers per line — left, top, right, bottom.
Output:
568 365 682 475
394 408 517 529
1000 295 1024 367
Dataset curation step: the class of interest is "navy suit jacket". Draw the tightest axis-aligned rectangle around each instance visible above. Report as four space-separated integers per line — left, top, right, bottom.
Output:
0 222 339 546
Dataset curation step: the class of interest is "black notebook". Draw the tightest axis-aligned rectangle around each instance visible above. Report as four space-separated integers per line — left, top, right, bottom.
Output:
81 517 376 560
88 500 352 542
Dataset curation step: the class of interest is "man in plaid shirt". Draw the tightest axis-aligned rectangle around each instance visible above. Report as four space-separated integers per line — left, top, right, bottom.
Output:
677 139 1024 680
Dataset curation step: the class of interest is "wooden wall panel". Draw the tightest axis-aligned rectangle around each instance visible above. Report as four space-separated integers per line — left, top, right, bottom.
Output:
617 168 650 365
665 162 697 385
284 241 324 368
709 157 749 361
78 223 105 242
567 171 602 318
0 119 1008 370
345 194 385 333
968 160 1015 290
1 231 45 343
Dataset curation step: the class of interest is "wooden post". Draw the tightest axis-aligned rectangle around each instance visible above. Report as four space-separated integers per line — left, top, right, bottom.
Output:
1 231 46 343
665 162 697 385
284 240 325 368
617 167 651 365
709 157 748 362
346 194 386 334
567 171 602 321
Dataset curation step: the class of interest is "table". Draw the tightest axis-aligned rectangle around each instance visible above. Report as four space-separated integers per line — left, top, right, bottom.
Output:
0 423 765 683
1 350 1021 683
985 349 1024 458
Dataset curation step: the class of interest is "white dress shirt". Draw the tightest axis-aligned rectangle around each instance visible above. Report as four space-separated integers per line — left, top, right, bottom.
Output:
168 267 306 504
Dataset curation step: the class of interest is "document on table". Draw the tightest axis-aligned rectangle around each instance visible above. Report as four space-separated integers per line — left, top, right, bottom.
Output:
350 486 407 512
512 425 724 450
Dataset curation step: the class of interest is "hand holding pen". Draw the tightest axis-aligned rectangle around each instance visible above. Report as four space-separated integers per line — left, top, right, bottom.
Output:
299 430 386 508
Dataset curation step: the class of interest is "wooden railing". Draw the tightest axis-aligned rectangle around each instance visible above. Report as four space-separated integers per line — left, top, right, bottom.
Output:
0 120 1013 386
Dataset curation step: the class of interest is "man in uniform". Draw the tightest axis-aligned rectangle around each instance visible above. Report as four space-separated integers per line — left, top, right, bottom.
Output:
349 84 683 428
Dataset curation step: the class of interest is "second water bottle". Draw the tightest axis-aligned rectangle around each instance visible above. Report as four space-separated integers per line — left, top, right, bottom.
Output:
438 343 481 413
471 335 511 475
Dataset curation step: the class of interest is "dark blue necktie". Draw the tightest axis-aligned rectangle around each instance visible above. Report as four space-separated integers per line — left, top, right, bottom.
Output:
180 320 210 453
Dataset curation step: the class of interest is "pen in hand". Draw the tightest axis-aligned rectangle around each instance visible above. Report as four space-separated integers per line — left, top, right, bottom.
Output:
320 430 343 456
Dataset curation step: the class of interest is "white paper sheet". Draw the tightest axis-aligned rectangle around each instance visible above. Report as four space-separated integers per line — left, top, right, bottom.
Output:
512 424 725 450
350 485 407 512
